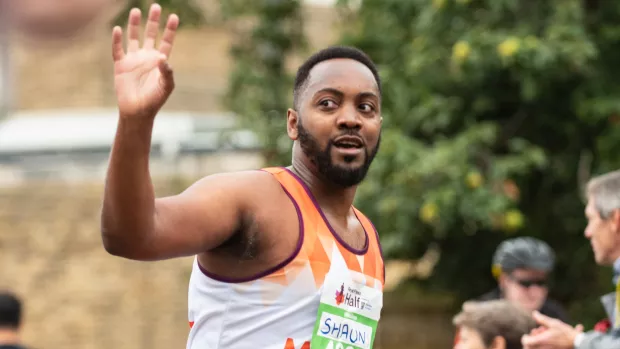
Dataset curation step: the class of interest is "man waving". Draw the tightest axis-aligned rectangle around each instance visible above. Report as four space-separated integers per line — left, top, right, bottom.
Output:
102 4 386 349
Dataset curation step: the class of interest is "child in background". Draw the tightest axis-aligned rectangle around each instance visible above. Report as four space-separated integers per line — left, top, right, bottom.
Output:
453 300 537 349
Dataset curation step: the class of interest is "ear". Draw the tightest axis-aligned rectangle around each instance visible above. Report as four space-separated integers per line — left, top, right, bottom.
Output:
498 273 507 289
287 108 299 140
611 209 620 234
490 336 506 349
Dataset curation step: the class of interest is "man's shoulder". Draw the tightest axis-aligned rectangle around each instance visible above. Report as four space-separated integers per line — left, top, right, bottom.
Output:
540 297 570 323
192 169 282 194
199 168 274 181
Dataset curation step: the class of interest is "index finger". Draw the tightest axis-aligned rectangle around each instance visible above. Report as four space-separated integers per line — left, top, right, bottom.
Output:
532 311 559 328
158 14 179 58
112 26 125 61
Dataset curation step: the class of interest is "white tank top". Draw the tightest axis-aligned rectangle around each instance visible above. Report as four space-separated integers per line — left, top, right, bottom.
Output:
186 167 384 349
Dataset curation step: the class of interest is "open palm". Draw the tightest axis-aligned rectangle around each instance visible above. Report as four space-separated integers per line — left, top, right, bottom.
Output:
112 4 179 118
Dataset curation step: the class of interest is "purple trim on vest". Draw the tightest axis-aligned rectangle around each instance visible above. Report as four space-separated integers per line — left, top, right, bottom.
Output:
282 167 369 256
197 178 305 283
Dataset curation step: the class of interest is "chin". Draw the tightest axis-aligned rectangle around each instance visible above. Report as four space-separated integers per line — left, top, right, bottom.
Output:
595 253 613 266
337 155 366 166
334 164 365 174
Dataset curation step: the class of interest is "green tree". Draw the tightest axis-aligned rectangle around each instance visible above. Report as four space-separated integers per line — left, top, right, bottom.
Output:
220 0 306 165
334 0 620 326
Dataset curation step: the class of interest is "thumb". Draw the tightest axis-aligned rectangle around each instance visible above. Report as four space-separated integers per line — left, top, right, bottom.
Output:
157 55 174 90
522 328 554 346
158 55 173 77
532 311 557 327
575 324 584 332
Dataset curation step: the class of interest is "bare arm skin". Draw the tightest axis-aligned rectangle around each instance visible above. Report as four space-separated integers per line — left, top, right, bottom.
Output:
102 144 267 261
101 111 261 260
100 4 270 261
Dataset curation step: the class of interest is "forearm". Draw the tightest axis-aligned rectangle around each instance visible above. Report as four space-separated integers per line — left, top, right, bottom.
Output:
101 116 156 256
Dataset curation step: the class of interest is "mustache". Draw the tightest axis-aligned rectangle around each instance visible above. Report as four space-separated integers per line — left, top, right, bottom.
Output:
330 130 365 144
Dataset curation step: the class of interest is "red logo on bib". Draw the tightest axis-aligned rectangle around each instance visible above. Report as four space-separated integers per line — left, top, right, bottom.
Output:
335 283 345 305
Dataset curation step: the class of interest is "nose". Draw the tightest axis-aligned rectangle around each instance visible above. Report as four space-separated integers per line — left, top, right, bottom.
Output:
337 104 362 130
584 226 592 239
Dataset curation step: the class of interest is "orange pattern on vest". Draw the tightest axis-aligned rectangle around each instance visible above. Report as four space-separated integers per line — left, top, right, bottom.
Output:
260 167 384 290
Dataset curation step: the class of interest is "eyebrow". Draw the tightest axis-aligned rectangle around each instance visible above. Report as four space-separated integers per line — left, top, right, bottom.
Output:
314 87 379 100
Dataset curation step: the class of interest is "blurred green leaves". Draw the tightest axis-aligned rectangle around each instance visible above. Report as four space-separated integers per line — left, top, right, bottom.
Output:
220 0 306 165
215 0 620 322
335 0 620 316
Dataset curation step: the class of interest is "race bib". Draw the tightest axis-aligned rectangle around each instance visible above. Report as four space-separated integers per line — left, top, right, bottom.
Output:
310 272 382 349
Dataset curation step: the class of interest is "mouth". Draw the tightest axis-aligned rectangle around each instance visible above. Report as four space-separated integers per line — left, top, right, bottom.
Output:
332 136 364 158
333 136 364 150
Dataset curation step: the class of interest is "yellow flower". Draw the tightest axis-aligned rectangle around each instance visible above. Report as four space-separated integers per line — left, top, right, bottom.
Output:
433 0 446 9
503 209 524 231
452 41 471 62
420 202 439 223
466 171 483 189
497 37 520 58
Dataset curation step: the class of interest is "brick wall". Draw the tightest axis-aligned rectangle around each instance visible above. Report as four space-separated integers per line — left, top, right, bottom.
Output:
0 179 192 349
11 4 340 113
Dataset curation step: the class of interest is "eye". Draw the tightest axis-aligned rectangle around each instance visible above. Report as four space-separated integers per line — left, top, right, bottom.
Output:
359 103 375 113
319 99 338 109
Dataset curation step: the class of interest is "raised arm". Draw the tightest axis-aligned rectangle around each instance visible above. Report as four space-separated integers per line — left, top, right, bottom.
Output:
101 4 260 261
102 168 267 261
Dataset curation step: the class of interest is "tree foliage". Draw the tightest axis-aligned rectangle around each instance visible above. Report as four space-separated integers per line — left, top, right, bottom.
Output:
334 0 620 325
220 0 306 165
216 0 620 326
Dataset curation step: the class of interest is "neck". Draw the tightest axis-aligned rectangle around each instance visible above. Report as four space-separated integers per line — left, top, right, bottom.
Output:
0 328 20 346
290 159 357 217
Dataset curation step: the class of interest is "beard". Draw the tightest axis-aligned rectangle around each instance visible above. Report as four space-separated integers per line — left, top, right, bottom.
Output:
297 121 380 188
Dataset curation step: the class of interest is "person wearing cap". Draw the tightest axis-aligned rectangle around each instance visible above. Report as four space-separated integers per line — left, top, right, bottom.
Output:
478 237 570 323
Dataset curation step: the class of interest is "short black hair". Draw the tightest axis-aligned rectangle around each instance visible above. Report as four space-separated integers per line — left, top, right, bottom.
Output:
0 291 22 329
293 46 381 110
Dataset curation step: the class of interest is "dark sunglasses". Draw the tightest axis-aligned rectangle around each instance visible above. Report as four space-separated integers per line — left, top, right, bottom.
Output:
508 275 548 288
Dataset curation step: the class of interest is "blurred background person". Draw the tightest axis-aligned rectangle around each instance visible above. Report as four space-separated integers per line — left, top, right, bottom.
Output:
0 291 25 349
522 170 620 349
453 299 537 349
479 237 570 323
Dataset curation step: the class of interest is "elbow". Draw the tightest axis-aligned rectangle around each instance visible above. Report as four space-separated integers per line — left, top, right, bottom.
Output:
101 231 131 258
100 211 157 260
100 228 153 261
102 236 125 257
100 213 132 258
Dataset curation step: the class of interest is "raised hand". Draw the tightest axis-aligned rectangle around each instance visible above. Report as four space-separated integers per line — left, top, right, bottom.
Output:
112 4 179 118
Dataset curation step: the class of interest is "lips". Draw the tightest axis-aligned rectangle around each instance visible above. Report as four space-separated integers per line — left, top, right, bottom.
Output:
333 136 364 149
